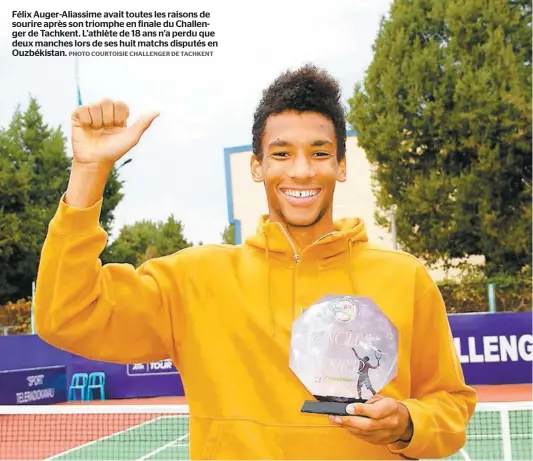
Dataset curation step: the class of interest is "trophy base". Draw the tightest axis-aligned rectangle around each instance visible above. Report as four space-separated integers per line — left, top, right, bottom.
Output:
301 396 368 416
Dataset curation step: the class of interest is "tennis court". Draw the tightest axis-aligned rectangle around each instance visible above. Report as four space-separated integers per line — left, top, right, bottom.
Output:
48 415 190 460
1 402 531 461
42 403 533 461
441 403 532 461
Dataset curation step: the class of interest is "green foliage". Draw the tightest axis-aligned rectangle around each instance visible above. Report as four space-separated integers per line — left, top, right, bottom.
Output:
0 97 124 304
438 266 532 313
347 0 532 276
0 298 31 335
101 165 125 234
221 223 235 245
102 215 193 266
0 98 70 305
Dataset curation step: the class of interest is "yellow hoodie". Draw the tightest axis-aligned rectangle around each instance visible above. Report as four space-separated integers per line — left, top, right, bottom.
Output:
35 196 477 460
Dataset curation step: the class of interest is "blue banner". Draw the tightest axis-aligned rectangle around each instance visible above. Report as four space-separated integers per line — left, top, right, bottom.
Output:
0 365 67 405
449 312 532 385
0 312 530 403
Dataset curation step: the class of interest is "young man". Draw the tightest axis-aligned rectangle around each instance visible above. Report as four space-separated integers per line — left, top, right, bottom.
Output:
35 65 477 460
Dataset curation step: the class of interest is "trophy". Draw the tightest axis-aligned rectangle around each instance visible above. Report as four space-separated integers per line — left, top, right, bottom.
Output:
289 295 398 416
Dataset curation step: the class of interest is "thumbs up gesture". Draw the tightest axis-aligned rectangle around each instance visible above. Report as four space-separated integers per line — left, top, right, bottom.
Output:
71 98 159 167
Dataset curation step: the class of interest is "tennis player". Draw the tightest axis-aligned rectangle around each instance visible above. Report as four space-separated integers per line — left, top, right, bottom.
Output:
35 64 477 460
351 347 380 399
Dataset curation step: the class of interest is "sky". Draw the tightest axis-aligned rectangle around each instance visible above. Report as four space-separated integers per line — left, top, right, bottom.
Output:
0 0 393 245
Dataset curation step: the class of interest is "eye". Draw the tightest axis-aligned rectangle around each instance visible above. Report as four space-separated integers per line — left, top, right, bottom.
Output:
313 151 331 158
272 151 289 158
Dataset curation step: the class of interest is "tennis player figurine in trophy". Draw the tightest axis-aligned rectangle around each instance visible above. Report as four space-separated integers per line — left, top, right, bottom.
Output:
352 347 380 399
289 295 398 416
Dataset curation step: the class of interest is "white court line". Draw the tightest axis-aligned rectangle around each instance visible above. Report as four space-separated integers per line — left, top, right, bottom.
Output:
46 415 187 460
459 448 472 461
137 432 189 461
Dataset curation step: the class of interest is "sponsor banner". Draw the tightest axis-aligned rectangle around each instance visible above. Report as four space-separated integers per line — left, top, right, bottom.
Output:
127 359 179 376
449 312 532 385
69 355 183 399
0 365 67 405
0 312 530 402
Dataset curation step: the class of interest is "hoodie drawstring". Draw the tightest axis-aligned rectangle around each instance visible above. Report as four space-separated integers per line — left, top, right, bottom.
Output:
347 238 358 295
263 234 276 336
263 233 361 337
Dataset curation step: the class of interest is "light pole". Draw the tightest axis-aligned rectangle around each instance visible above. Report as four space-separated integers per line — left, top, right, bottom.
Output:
390 205 398 250
75 57 82 106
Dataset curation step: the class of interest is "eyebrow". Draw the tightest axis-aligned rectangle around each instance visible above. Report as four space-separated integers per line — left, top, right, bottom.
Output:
310 140 333 147
268 139 334 148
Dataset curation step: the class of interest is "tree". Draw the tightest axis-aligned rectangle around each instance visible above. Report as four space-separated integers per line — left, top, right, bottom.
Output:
0 97 124 304
347 0 532 276
221 223 235 245
102 215 193 266
0 298 31 335
101 165 125 234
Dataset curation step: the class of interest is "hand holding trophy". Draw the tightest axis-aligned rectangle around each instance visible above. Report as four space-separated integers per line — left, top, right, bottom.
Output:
290 295 398 416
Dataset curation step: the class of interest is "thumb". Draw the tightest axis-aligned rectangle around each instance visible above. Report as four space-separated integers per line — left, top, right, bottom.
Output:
345 402 363 416
346 395 386 417
130 111 160 138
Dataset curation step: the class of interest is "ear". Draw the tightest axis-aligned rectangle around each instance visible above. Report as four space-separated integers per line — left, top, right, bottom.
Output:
336 155 347 182
250 153 264 183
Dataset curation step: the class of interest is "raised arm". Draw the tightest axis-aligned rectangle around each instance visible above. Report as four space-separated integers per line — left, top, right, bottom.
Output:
351 347 361 360
34 99 176 364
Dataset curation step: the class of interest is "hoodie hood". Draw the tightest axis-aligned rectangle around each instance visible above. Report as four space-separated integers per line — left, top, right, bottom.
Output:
246 214 369 259
245 215 369 336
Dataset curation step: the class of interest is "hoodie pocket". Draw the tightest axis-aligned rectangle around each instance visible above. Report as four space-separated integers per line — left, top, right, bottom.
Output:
199 419 224 460
195 418 406 460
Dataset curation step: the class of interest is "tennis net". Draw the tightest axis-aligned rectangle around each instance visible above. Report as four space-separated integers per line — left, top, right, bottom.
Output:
0 401 531 460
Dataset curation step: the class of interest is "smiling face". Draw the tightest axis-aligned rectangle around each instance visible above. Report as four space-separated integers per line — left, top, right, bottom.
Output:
251 110 346 230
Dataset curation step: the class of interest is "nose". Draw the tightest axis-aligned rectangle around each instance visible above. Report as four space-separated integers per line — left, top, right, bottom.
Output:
288 153 314 181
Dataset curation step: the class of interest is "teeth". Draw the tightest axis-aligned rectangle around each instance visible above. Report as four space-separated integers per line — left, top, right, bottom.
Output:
283 189 319 198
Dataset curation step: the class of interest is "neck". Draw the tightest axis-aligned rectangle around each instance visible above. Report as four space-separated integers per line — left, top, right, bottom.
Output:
280 217 335 251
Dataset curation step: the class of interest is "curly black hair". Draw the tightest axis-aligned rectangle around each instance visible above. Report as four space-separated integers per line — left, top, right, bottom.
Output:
252 64 346 161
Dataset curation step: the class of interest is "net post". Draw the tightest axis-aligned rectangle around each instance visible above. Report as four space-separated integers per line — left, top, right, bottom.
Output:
31 280 36 334
500 407 512 461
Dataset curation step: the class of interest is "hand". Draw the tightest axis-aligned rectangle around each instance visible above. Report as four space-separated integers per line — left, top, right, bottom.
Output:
329 395 413 446
71 98 159 167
